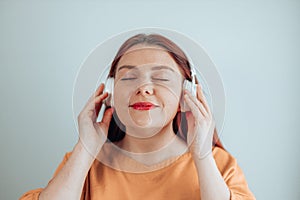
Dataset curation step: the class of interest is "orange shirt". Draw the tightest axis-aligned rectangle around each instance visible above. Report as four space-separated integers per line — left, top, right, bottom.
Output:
20 146 255 200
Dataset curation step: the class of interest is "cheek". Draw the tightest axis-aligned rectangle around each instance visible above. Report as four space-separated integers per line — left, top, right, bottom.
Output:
159 88 181 113
161 84 183 116
113 81 134 104
113 88 130 116
162 84 182 103
112 89 129 126
114 87 126 104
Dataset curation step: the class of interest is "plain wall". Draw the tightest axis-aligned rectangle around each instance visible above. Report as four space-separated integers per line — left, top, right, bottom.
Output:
0 0 299 199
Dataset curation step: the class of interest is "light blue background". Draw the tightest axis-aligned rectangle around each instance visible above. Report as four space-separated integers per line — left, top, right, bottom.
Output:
1 1 299 199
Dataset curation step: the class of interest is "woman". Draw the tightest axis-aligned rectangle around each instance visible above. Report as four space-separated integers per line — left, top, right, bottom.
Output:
20 34 255 200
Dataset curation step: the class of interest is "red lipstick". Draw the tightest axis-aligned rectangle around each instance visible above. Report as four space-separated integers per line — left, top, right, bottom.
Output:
130 102 158 110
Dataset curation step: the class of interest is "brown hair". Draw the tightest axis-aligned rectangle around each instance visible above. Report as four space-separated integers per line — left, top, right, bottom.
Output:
106 33 224 149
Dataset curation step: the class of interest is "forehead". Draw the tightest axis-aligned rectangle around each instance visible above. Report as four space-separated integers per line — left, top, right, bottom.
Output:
116 45 181 73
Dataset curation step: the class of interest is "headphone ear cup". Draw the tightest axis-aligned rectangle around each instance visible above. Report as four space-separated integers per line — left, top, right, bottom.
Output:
181 80 197 112
104 78 114 107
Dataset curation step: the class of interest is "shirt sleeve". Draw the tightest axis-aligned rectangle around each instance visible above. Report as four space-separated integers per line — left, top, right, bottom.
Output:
19 152 72 200
213 147 256 200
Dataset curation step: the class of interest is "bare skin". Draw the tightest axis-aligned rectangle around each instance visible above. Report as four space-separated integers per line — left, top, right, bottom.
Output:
184 85 230 199
39 46 230 200
39 84 113 200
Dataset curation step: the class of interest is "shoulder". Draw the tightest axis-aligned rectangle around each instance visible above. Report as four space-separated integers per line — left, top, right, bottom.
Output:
65 151 72 160
212 146 238 176
60 151 73 163
212 146 237 164
50 151 73 177
212 146 256 199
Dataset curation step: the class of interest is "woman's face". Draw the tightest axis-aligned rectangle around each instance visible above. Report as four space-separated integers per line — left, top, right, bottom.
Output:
113 45 184 138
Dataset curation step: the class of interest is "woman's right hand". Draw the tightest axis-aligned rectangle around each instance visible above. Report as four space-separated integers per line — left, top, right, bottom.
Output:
77 83 114 156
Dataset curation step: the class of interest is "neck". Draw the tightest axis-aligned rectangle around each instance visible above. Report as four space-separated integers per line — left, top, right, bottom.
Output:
114 122 188 166
118 122 183 153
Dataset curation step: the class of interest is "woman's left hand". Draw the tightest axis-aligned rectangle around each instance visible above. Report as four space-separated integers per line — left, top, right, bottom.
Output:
184 84 216 159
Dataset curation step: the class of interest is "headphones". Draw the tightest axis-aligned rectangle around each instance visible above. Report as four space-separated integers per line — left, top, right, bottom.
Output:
103 77 114 108
181 65 197 112
102 65 197 113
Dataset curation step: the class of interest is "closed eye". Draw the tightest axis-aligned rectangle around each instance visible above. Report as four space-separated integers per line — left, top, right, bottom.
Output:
152 78 169 81
121 77 137 81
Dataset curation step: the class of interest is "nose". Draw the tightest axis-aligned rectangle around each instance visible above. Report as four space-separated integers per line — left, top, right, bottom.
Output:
136 84 154 96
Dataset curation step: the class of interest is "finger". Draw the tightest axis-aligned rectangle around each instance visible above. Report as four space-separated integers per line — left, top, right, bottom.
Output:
88 83 105 102
83 92 108 114
101 107 114 126
184 93 203 121
94 83 105 97
196 84 211 116
94 92 109 115
185 89 208 117
93 92 109 111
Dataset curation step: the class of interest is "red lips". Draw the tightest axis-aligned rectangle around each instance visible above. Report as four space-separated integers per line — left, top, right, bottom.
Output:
130 102 158 110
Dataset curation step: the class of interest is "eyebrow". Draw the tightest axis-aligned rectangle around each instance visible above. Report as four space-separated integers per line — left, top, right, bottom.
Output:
117 65 174 72
117 65 136 72
151 65 175 72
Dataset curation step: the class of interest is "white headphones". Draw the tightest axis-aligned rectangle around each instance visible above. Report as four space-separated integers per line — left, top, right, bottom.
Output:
103 65 197 113
181 65 197 112
103 77 114 108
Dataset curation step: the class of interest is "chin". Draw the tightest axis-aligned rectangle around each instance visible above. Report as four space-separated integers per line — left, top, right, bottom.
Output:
125 126 165 139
